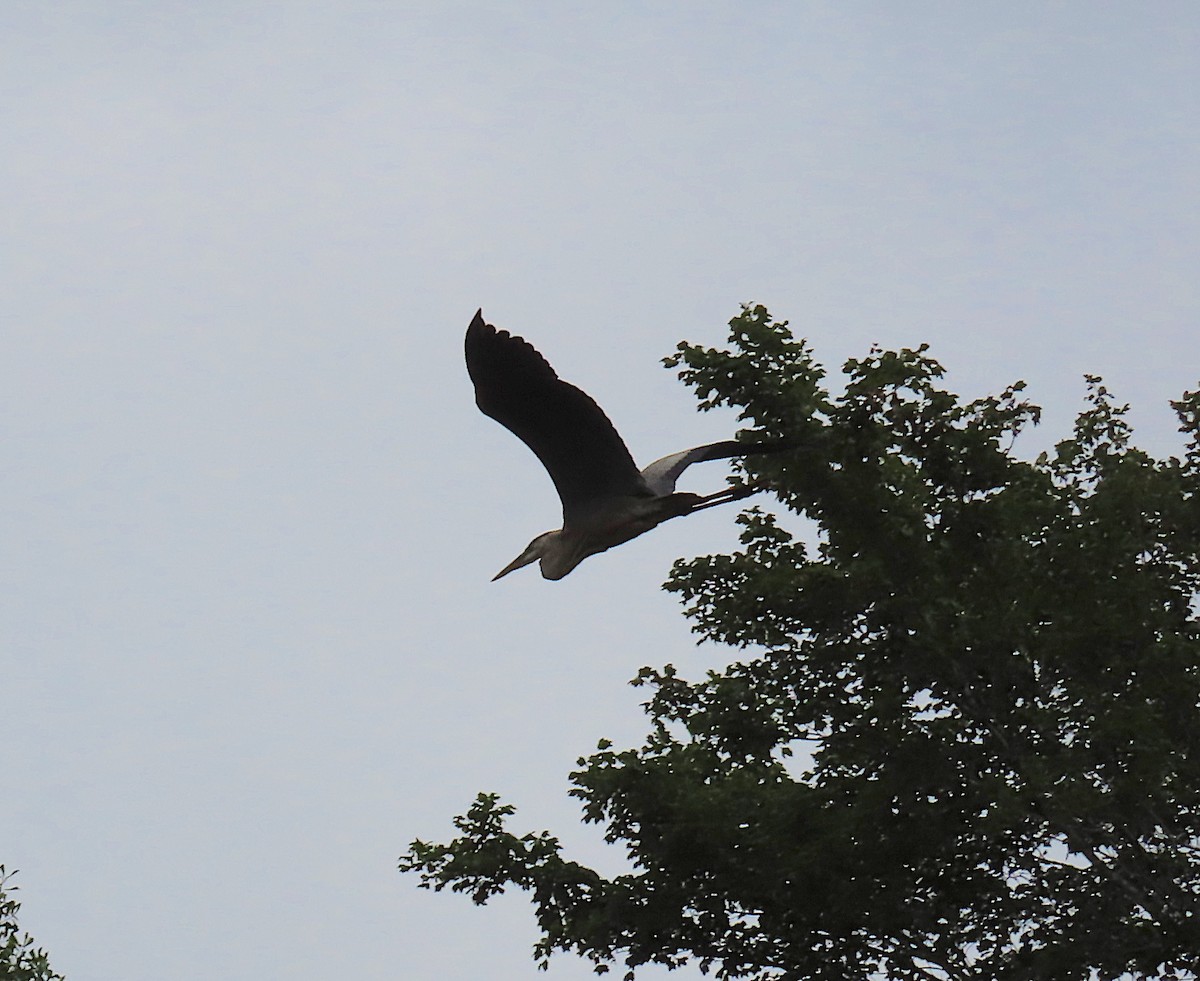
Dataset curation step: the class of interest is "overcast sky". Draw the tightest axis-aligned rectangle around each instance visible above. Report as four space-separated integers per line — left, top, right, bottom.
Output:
4 4 1198 980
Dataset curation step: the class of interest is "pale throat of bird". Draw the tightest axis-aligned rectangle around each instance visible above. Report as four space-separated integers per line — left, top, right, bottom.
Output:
535 529 582 580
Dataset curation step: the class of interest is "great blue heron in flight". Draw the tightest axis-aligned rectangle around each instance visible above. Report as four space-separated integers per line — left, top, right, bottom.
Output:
466 310 788 580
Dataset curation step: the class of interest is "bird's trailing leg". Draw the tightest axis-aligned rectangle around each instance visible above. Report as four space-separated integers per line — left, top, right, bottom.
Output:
687 479 769 513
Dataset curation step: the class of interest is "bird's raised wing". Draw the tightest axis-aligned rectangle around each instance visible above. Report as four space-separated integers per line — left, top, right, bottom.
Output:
465 311 647 521
640 439 796 495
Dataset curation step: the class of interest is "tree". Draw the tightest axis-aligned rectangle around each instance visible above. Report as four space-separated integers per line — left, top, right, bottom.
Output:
401 306 1200 981
1 868 64 981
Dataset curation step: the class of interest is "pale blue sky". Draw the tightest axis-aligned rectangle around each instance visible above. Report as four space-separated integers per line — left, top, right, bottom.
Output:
3 4 1198 980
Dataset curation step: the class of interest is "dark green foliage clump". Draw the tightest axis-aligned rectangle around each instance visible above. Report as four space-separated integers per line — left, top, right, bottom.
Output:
1 868 64 981
403 306 1200 981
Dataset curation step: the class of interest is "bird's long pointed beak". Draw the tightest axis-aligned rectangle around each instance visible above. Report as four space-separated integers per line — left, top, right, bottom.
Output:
492 552 536 581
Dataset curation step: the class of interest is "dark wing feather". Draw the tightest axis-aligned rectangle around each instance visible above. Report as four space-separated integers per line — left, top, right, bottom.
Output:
465 311 647 520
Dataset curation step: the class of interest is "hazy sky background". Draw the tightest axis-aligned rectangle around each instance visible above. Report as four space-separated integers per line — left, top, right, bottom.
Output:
4 4 1197 979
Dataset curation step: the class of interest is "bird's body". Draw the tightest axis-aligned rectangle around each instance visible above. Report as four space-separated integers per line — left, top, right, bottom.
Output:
465 310 786 580
501 491 699 581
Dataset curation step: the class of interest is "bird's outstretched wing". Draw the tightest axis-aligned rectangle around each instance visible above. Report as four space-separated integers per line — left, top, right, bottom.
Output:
640 439 796 496
465 311 647 521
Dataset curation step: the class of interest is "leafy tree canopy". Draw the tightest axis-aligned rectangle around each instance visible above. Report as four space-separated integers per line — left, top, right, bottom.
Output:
402 306 1200 981
1 868 64 981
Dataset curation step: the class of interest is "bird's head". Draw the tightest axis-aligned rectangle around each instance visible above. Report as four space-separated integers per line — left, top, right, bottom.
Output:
493 529 584 581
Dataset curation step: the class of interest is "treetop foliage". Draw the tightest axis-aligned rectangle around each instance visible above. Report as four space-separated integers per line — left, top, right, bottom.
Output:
403 305 1200 981
1 868 64 981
